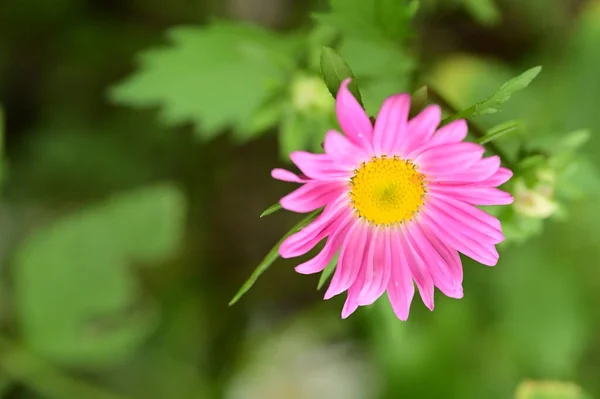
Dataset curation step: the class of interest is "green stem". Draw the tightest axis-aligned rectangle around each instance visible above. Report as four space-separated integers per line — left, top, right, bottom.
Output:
427 87 514 168
0 336 132 399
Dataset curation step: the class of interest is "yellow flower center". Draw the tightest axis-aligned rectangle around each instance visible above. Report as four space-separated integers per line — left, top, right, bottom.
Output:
349 156 426 225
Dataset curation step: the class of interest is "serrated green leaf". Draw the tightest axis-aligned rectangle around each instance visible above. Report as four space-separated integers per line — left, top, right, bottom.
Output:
317 254 338 290
314 0 417 43
229 210 321 306
445 66 542 122
515 380 590 399
320 47 363 106
260 202 282 218
110 22 299 140
13 184 186 367
477 120 521 145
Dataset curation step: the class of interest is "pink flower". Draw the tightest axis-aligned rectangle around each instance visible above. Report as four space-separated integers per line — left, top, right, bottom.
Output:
273 79 513 320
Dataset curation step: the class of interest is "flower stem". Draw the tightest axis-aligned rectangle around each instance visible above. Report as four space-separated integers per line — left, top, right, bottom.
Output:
0 335 131 399
427 87 514 168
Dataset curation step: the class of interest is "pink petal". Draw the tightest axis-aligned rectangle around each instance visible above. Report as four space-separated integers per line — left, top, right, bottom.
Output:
428 196 504 244
402 225 435 311
323 130 368 168
357 228 391 306
403 105 442 155
324 220 369 300
279 195 349 258
290 151 351 181
386 228 415 321
415 142 484 176
481 167 513 187
407 223 463 298
295 211 354 274
341 287 361 319
408 119 467 157
336 79 373 151
433 119 468 145
271 168 310 183
373 94 411 156
433 156 501 185
419 222 463 284
431 194 502 233
421 210 499 266
429 185 514 206
280 181 347 213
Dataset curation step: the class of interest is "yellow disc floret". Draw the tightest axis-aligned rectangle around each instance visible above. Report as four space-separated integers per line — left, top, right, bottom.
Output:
349 156 426 225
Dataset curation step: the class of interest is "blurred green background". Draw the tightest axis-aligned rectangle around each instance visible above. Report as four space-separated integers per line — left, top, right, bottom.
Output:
1 0 600 398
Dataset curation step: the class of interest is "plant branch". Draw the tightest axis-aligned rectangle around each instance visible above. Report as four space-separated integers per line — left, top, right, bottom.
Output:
427 86 514 168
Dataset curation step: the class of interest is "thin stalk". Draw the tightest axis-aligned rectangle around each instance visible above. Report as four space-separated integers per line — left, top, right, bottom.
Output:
427 87 514 168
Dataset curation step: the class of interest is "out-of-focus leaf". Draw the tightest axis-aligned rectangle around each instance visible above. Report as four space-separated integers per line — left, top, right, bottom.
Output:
317 254 338 290
0 373 11 398
515 380 590 399
260 202 282 218
463 0 501 26
555 158 600 200
477 120 521 144
0 106 4 188
314 0 418 43
338 38 414 115
445 66 542 122
494 235 590 376
110 22 299 140
320 47 362 105
13 184 186 367
279 108 334 157
410 86 428 116
229 210 321 306
245 95 286 138
0 107 4 155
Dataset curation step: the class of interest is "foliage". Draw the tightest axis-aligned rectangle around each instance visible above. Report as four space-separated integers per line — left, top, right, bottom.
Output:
1 0 600 398
13 184 186 367
110 22 300 141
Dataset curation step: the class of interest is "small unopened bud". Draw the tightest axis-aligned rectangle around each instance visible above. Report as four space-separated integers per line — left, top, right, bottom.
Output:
513 179 558 219
291 75 334 114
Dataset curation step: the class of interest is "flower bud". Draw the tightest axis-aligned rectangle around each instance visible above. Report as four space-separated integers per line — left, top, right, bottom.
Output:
291 75 334 114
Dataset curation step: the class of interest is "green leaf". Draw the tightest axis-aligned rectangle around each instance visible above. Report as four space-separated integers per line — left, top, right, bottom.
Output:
0 106 4 189
229 210 321 306
110 22 299 141
260 202 282 218
0 374 11 397
477 120 521 144
338 38 414 115
556 129 591 153
0 106 4 155
445 66 542 122
314 0 418 43
13 184 186 367
317 254 338 290
245 96 286 138
320 47 363 106
279 107 336 157
463 0 501 26
515 380 590 399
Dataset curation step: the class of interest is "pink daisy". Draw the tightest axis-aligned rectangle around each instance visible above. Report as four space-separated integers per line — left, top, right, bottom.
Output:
273 79 513 320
